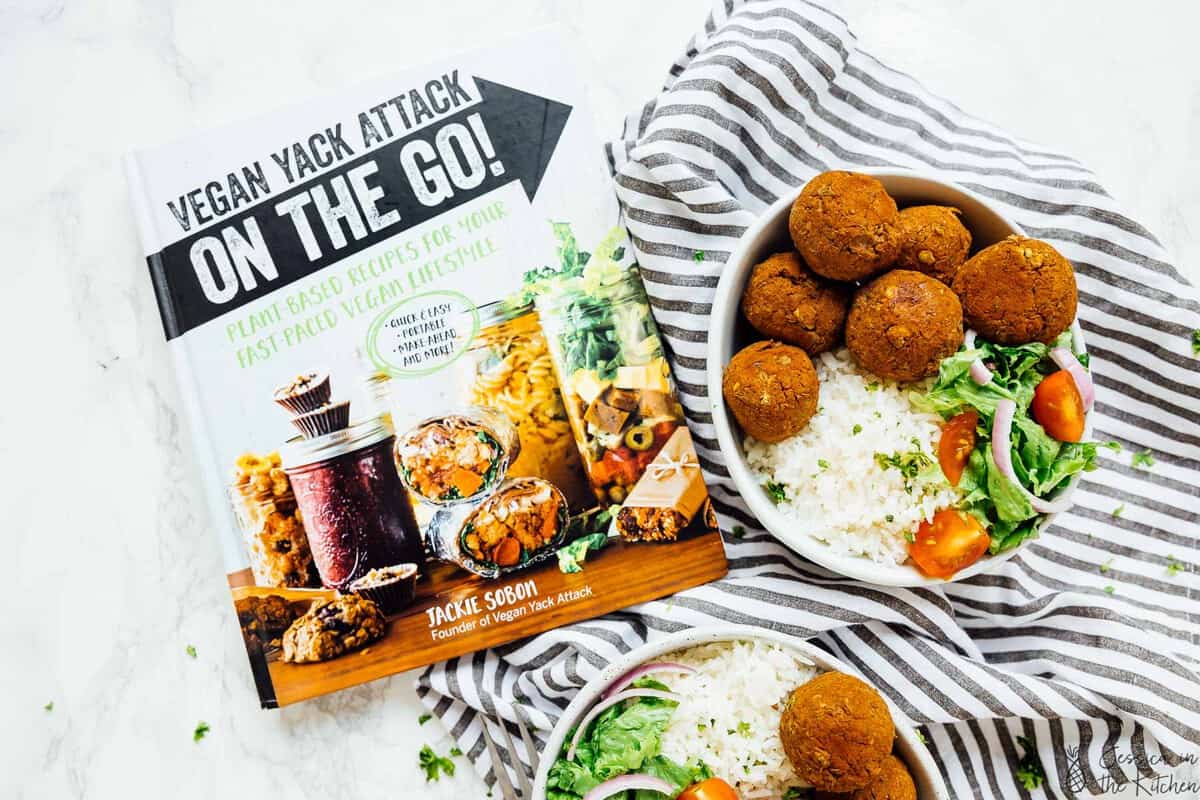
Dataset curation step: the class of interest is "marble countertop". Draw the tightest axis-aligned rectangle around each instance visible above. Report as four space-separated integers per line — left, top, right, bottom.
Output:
3 1 1196 797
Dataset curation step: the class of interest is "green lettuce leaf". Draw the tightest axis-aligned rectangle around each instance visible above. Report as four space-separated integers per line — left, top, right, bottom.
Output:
634 756 713 799
557 533 610 574
1013 414 1061 486
546 684 707 800
985 445 1036 523
590 697 677 780
1037 441 1099 495
546 758 602 799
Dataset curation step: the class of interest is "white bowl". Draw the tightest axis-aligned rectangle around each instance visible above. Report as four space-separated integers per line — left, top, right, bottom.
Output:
531 624 949 799
707 169 1089 586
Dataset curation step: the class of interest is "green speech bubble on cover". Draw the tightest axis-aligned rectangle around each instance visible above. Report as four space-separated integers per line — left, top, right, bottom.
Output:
366 289 478 378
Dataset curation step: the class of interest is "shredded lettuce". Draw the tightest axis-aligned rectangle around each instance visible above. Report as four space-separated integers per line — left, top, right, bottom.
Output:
557 533 609 574
509 223 655 382
912 334 1098 551
546 678 710 800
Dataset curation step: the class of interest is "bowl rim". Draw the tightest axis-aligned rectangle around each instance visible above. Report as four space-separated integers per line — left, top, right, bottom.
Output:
705 167 1091 587
529 623 950 799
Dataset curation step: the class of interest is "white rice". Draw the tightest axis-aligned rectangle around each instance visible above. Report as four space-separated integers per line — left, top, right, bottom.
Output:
743 348 961 565
657 640 818 799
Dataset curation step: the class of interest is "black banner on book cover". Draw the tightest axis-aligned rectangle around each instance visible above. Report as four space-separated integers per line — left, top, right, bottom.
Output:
147 78 572 340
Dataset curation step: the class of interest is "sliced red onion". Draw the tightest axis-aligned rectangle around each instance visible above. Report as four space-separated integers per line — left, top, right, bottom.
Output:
1050 347 1095 412
581 774 674 800
969 359 994 385
992 399 1073 515
962 329 992 385
601 662 696 700
566 689 681 761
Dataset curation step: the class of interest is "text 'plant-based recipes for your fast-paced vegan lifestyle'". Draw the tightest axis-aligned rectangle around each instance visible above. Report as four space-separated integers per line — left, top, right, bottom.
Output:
126 28 727 708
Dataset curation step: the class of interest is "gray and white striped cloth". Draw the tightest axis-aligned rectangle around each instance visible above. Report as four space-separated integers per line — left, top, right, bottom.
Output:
419 1 1200 796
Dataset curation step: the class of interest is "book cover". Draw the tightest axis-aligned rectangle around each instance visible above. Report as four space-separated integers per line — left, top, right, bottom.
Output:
126 28 727 708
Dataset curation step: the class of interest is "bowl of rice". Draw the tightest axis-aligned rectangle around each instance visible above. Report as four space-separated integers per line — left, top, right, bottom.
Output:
532 624 947 799
708 169 1090 586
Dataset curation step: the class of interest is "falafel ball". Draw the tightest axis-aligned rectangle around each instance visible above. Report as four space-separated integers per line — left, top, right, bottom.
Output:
846 270 964 382
895 205 972 285
814 755 917 800
789 171 901 281
952 235 1077 345
741 251 851 354
722 340 818 443
780 671 896 793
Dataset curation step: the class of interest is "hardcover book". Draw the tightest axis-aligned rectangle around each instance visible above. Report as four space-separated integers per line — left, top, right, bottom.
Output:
126 28 727 707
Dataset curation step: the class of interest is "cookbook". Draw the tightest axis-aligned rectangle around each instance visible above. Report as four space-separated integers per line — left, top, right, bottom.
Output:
125 28 727 708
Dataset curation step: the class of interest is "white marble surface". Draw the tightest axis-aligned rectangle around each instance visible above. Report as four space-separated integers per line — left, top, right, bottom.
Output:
2 1 1196 798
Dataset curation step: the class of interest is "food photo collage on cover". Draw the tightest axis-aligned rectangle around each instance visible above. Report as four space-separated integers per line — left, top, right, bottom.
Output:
226 222 726 704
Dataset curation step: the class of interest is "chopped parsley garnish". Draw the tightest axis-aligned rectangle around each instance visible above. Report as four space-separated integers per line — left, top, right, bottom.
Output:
737 721 751 736
874 444 936 489
1100 559 1113 574
885 514 895 523
763 480 788 504
449 747 463 757
418 713 432 725
782 789 812 800
1104 585 1116 595
419 744 456 781
1167 555 1185 577
865 381 880 392
1015 735 1045 790
852 424 863 435
731 525 746 539
693 250 705 263
44 701 53 712
1076 352 1091 368
1192 329 1200 355
186 644 197 658
1102 441 1123 453
193 721 210 743
817 459 830 470
1111 504 1125 518
904 530 916 543
916 730 929 745
1131 449 1155 469
697 722 706 732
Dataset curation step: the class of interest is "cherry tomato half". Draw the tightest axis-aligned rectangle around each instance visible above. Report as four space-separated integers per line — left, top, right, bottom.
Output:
677 777 740 800
937 410 979 486
1031 370 1085 442
908 508 990 579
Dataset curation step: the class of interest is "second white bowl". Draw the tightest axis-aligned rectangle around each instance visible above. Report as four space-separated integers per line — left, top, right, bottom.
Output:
531 624 949 799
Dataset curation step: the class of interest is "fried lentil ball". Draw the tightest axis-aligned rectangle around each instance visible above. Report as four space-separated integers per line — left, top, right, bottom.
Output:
846 270 964 382
789 171 901 281
895 205 972 285
722 340 819 443
814 755 917 800
780 671 896 793
741 251 851 354
951 235 1078 345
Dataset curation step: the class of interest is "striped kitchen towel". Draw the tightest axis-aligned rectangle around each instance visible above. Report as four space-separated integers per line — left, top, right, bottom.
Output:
418 1 1200 797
